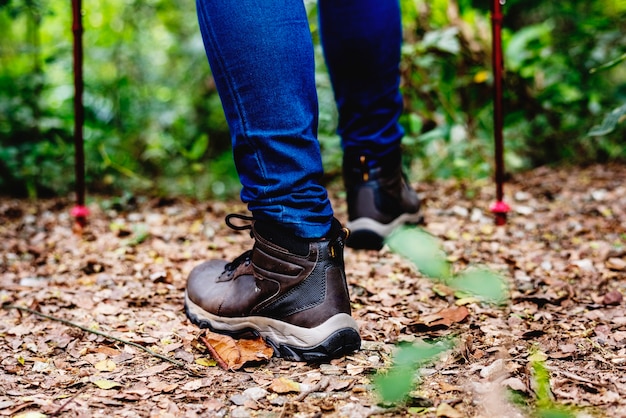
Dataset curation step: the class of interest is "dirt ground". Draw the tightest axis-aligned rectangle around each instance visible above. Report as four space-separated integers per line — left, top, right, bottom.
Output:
1 164 626 418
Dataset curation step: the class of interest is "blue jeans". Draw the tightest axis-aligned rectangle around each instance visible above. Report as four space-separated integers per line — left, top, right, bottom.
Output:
196 0 404 238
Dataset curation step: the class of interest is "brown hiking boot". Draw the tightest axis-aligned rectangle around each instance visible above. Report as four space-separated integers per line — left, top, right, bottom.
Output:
184 214 361 362
343 149 423 250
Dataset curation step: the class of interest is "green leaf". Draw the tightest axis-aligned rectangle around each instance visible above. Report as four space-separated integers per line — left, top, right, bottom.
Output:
537 408 576 418
385 227 452 280
449 267 509 305
185 134 209 161
124 224 150 247
374 339 455 404
407 113 423 135
422 27 460 55
505 22 552 71
529 349 577 417
588 104 626 137
374 365 415 404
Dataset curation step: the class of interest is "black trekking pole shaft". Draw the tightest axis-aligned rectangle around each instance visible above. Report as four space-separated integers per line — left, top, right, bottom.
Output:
72 0 88 226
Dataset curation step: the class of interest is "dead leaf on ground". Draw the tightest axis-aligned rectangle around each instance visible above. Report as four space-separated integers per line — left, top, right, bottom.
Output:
94 359 116 372
2 164 626 417
201 331 273 370
436 402 464 418
93 379 122 390
270 377 302 394
602 290 623 306
418 306 470 328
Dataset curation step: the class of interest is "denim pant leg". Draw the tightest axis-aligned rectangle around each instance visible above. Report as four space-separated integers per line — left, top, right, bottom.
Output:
196 0 333 239
319 0 404 167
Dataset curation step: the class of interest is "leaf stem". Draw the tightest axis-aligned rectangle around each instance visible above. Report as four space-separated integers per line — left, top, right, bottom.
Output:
199 333 230 370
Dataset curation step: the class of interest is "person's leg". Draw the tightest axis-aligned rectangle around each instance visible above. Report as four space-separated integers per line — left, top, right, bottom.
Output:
319 0 404 162
186 0 360 362
197 0 331 239
319 0 422 250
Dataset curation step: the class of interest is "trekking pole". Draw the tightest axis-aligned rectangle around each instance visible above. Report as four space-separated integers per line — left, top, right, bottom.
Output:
489 0 510 226
71 0 89 229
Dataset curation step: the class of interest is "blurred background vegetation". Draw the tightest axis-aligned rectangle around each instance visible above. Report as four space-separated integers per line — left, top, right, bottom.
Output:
0 0 624 199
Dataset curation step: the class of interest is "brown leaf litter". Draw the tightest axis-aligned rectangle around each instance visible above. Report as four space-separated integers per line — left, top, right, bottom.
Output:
1 163 626 417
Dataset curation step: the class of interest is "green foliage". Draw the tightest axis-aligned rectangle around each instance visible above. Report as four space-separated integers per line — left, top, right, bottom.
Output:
385 226 452 279
386 226 509 304
499 0 626 164
375 226 508 407
588 104 626 137
0 0 236 198
1 0 625 197
400 0 626 181
453 267 509 304
374 338 456 404
525 349 577 418
506 348 588 417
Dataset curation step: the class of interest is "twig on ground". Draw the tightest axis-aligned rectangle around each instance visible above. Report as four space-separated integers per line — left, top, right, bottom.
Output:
557 369 626 396
50 385 87 417
295 377 330 402
2 304 185 368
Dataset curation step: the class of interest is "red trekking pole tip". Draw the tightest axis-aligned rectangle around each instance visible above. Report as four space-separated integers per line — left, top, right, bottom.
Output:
490 200 510 226
71 205 90 230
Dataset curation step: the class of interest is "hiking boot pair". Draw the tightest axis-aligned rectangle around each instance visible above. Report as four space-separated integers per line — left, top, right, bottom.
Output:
185 152 421 361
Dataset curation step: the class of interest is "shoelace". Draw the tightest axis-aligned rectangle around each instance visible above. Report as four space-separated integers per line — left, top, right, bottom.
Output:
221 214 255 276
225 213 254 231
223 250 252 276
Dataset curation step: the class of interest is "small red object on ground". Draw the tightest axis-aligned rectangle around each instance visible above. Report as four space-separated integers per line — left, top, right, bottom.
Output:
490 200 510 226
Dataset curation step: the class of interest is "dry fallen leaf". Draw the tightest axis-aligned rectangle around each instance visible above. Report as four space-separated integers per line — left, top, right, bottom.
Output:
201 331 273 370
269 377 301 394
422 306 470 328
136 363 172 377
202 332 241 369
181 378 213 391
501 377 527 392
94 359 116 372
436 402 464 418
346 364 365 376
602 290 623 306
606 258 626 271
13 413 47 418
237 336 274 364
195 357 217 367
93 379 122 390
147 381 178 393
3 165 626 417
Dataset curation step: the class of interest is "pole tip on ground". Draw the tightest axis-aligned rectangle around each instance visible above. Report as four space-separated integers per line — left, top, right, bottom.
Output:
490 200 510 226
71 205 90 231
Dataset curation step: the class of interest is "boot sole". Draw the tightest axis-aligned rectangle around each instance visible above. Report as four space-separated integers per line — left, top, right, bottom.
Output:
346 212 424 250
184 292 361 362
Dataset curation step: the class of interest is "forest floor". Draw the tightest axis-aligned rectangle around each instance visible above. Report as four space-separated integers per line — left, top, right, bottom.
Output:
1 163 626 418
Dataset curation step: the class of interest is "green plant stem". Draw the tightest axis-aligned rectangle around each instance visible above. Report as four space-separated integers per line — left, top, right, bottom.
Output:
2 304 185 368
98 144 152 184
589 53 626 74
